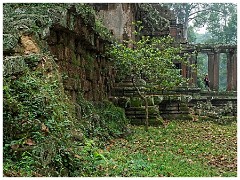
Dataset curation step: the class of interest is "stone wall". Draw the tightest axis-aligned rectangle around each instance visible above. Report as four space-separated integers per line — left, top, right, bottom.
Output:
47 8 115 102
92 3 136 42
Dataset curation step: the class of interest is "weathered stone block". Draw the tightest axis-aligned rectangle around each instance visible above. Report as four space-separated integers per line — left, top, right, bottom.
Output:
63 78 76 90
153 95 164 104
83 80 91 92
129 97 142 107
148 106 159 114
47 31 58 45
86 69 94 81
117 97 130 108
144 96 155 106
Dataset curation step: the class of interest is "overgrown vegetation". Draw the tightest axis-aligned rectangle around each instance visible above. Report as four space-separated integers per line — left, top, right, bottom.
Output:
3 3 112 53
85 120 237 177
3 3 126 177
3 3 236 177
138 4 171 35
3 54 129 177
108 26 192 131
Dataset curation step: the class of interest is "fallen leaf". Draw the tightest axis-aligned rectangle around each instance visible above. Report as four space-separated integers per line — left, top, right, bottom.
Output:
25 138 35 146
74 154 81 159
11 144 19 150
41 123 49 133
187 159 193 164
178 148 184 153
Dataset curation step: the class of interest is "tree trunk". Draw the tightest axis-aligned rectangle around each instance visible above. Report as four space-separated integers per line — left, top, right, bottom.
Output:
183 23 188 40
144 97 149 132
132 77 149 131
183 19 189 40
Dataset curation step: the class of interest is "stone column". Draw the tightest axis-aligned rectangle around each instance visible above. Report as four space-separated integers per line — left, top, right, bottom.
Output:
177 24 184 40
207 52 215 90
233 52 237 91
227 52 233 91
181 63 187 78
213 51 220 91
191 54 198 86
169 26 177 39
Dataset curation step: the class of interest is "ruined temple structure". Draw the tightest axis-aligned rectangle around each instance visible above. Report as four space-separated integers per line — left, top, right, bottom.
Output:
91 3 237 92
89 3 237 124
4 3 236 126
90 3 184 41
182 44 237 91
47 6 116 102
90 3 137 42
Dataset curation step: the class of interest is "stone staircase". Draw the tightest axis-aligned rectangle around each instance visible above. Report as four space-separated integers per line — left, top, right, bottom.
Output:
110 79 162 125
110 80 194 125
110 80 237 125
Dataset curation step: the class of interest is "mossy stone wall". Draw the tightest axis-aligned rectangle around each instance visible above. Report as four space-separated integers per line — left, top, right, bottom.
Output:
48 9 115 102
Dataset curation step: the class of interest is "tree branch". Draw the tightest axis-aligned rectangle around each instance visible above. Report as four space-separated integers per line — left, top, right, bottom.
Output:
189 7 229 18
188 8 212 17
132 76 146 100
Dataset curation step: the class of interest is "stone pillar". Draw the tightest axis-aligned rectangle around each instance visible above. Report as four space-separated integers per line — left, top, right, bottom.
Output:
177 24 184 40
233 53 237 91
181 63 187 78
169 19 177 39
191 54 197 86
227 52 233 91
207 52 214 90
213 51 220 91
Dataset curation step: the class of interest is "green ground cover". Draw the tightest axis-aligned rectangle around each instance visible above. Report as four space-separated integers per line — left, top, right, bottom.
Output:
92 120 237 177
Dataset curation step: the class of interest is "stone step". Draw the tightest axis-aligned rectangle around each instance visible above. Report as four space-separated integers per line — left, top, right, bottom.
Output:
130 118 162 126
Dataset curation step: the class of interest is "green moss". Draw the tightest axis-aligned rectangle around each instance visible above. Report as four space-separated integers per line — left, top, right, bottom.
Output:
153 95 163 104
3 34 19 53
176 114 193 120
3 53 129 177
179 104 189 111
84 53 95 70
149 116 163 126
130 97 142 107
148 106 159 114
71 53 80 66
3 3 113 52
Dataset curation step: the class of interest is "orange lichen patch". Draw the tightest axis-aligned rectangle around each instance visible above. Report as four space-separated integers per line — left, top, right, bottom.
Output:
21 35 40 54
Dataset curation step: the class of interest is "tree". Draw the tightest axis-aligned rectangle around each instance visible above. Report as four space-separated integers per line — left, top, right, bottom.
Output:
166 3 237 44
108 26 188 131
187 25 197 43
197 3 237 44
166 3 209 39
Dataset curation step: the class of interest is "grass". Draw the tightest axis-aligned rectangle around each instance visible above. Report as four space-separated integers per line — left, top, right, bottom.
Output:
92 120 237 177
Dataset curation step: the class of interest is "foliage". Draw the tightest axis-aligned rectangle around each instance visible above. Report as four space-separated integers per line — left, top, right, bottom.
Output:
108 34 188 90
108 28 190 130
195 32 212 44
166 3 237 43
196 53 208 89
3 54 77 176
88 120 236 177
166 3 209 38
187 26 196 43
138 4 170 35
77 97 129 144
3 3 112 52
194 3 237 44
3 54 129 177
